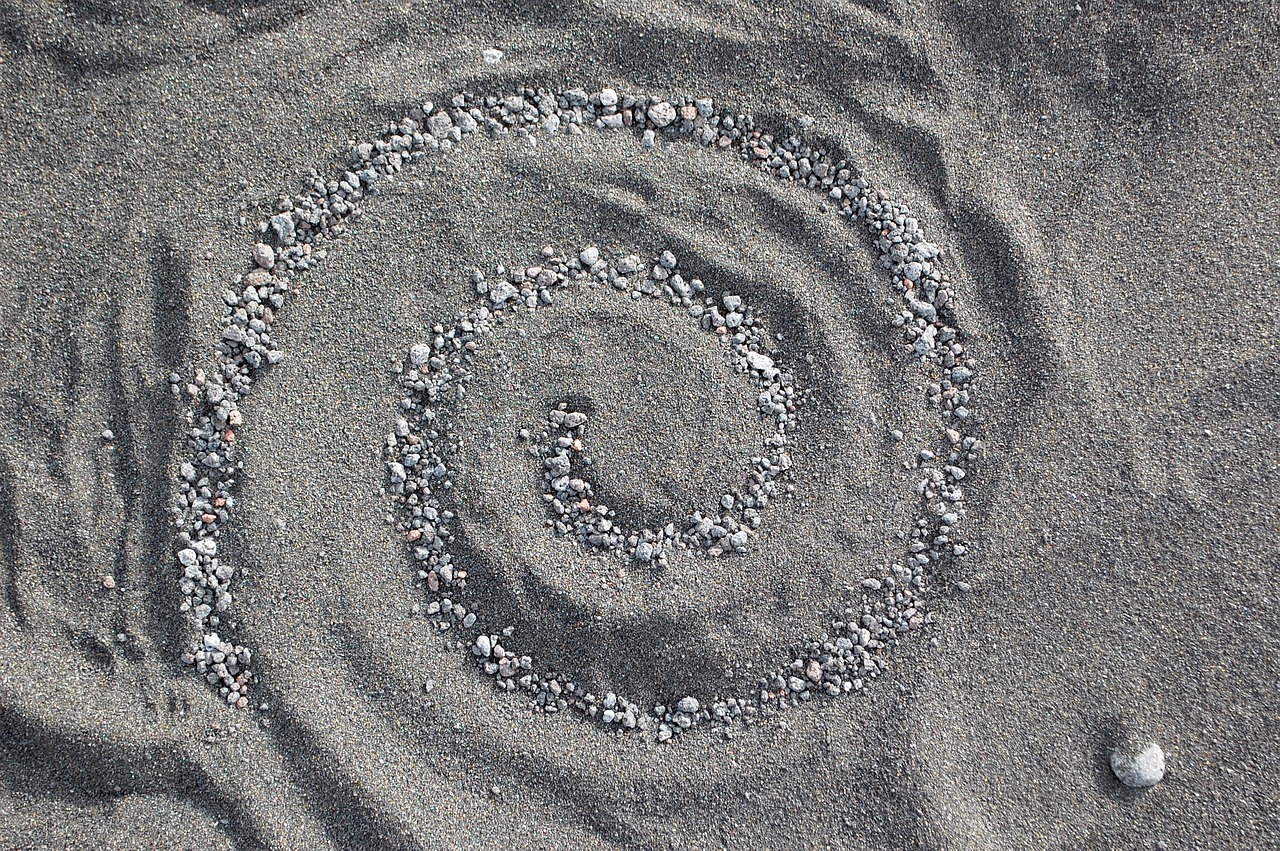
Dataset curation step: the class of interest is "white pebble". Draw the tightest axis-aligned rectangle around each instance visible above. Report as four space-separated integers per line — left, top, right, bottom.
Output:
1110 743 1166 788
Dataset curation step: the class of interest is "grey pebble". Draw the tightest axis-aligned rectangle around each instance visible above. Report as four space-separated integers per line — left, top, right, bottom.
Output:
646 102 677 127
488 281 519 306
270 213 295 243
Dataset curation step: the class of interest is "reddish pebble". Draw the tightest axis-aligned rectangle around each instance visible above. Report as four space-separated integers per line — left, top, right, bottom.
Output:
102 575 117 589
577 498 591 511
406 529 422 542
679 104 697 121
236 696 248 709
202 513 217 524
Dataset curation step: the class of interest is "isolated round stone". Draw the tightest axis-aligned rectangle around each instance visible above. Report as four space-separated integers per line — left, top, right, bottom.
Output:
1110 742 1166 788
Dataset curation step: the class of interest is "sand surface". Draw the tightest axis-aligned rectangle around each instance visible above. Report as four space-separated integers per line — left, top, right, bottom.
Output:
1 1 1278 848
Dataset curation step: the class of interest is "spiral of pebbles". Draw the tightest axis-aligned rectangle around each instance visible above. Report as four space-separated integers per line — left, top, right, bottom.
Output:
171 85 981 737
514 249 800 569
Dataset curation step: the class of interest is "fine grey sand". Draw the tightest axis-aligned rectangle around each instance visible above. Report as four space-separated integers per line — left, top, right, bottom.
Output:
1 2 1278 849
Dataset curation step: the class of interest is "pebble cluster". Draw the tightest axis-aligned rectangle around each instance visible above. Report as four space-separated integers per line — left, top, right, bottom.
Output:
171 82 981 736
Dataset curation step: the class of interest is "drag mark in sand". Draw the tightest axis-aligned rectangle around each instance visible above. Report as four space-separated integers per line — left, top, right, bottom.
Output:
170 85 980 739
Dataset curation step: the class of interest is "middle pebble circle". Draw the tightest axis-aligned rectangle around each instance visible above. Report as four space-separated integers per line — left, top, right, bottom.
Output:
388 247 805 700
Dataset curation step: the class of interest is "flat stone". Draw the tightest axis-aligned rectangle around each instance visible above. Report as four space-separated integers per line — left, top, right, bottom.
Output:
269 213 295 243
805 660 823 683
427 113 454 138
746 351 774 373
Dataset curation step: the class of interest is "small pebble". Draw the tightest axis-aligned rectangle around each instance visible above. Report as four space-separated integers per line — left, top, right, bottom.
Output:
646 101 677 128
1110 743 1166 788
252 243 275 269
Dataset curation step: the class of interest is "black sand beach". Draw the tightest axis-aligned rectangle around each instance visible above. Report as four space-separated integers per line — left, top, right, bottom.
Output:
1 1 1277 848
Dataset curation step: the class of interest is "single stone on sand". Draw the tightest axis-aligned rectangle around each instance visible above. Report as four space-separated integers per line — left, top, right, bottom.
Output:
1110 742 1166 788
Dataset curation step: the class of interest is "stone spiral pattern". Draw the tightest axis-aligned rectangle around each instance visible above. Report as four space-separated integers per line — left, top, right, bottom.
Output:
387 248 801 733
514 250 801 569
170 85 980 736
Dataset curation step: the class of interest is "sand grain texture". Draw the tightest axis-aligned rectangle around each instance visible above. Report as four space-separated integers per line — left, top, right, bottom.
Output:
1 1 1278 849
